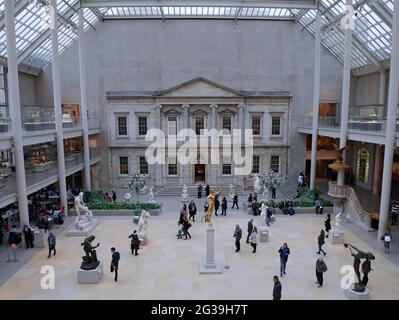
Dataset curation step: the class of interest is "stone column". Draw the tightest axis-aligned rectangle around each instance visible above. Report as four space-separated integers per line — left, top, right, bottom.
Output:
208 105 218 185
50 0 68 215
238 103 246 143
154 105 162 187
78 8 91 191
378 0 399 239
181 104 190 184
337 0 353 187
4 0 29 227
199 226 223 274
310 7 322 190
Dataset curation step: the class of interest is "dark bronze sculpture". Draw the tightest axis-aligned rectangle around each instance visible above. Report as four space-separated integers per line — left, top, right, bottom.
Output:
344 243 375 292
80 235 100 270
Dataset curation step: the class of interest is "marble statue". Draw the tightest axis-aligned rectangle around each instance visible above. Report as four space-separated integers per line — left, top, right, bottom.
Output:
344 243 375 292
260 202 268 228
182 184 188 202
124 192 131 202
137 210 151 242
74 192 93 230
80 235 100 270
335 212 342 227
201 190 222 226
254 176 261 193
148 186 155 202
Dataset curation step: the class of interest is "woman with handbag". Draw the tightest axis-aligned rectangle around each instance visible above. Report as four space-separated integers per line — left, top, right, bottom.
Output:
182 217 192 240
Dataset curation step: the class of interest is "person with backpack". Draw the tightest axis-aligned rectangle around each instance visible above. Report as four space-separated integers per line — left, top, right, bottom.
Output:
317 230 326 256
361 257 372 286
324 214 331 238
110 247 120 282
315 257 328 287
278 243 290 277
128 230 140 256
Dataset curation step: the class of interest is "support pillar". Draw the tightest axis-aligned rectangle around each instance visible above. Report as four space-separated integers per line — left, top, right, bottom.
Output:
78 7 91 191
378 0 399 239
208 105 218 185
337 0 353 187
4 0 29 227
372 144 382 195
181 104 190 184
50 0 68 215
310 7 321 190
154 105 162 187
199 226 223 274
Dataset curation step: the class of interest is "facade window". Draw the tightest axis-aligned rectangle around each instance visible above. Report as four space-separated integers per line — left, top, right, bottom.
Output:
222 116 232 134
222 157 232 175
119 156 129 175
252 155 260 174
195 117 205 135
271 116 281 135
252 116 261 136
139 156 148 175
168 116 177 135
138 116 148 136
117 116 127 136
168 156 177 175
356 148 370 183
271 155 280 173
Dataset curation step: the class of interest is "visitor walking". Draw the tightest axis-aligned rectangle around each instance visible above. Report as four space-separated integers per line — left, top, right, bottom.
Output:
8 225 21 247
315 198 323 215
246 219 254 243
110 247 120 282
214 195 220 216
266 206 273 226
205 184 210 197
391 203 399 225
23 225 34 249
179 204 188 224
317 230 326 256
128 230 140 256
382 231 391 253
232 194 239 209
233 225 242 252
325 214 331 238
204 201 209 214
247 193 253 203
112 190 117 202
273 275 282 300
198 184 203 199
297 172 304 187
250 226 258 253
47 232 56 258
315 257 328 287
278 242 290 276
221 197 227 216
188 200 197 222
361 257 372 286
182 217 192 240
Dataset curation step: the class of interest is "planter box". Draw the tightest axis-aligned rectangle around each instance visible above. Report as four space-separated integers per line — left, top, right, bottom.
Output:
69 203 162 217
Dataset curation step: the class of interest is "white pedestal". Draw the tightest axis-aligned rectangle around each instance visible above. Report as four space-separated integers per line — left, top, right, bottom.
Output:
199 226 223 274
67 219 100 237
33 229 46 248
77 262 103 284
259 227 269 242
344 286 369 300
329 229 345 244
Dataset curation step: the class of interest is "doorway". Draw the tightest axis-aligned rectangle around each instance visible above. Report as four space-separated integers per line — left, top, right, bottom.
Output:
194 164 205 183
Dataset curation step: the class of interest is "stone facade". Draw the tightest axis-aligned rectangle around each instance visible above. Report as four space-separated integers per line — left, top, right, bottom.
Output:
108 78 290 188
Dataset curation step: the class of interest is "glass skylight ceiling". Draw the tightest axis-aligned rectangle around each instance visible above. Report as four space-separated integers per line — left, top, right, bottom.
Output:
0 0 394 73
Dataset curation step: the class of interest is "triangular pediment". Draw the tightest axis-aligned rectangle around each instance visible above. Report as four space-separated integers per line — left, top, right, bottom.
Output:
157 77 243 97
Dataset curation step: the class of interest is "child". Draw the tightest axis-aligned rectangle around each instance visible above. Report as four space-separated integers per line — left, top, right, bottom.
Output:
383 231 391 253
177 222 183 239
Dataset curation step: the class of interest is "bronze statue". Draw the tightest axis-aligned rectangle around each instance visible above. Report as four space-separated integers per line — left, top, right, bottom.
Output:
344 243 375 292
332 143 350 163
201 190 222 226
80 235 100 270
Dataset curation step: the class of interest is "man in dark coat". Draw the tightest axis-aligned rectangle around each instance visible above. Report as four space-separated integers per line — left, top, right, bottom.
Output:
246 219 253 243
23 225 34 249
112 191 117 202
273 275 282 300
128 230 140 256
233 225 242 253
47 232 56 258
198 184 203 199
111 247 120 282
205 184 210 197
232 194 239 209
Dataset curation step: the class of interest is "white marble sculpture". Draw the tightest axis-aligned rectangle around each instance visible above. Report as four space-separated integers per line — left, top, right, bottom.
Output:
148 186 155 203
124 192 131 202
260 202 268 228
74 192 93 229
182 184 188 202
335 212 342 227
254 176 261 193
137 210 151 245
228 184 234 202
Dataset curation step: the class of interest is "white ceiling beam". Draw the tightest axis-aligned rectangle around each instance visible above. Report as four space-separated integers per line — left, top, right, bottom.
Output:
369 0 392 27
102 14 296 20
0 0 31 31
81 0 318 9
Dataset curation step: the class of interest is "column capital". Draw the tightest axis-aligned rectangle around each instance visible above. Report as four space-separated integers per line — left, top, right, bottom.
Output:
210 104 218 110
155 104 162 109
182 104 190 109
239 103 246 110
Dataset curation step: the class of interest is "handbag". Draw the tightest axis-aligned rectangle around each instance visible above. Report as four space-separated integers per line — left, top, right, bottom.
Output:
110 263 114 273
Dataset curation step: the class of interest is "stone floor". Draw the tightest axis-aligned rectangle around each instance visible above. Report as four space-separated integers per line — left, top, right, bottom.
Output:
0 212 398 300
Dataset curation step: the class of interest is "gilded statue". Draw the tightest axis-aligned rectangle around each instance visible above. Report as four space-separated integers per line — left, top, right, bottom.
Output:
201 190 222 226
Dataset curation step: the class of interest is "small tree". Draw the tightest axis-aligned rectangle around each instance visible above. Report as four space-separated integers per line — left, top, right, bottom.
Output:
127 171 148 202
261 169 281 201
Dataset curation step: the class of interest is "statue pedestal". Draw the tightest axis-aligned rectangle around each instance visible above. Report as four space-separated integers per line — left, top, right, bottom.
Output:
68 219 100 237
33 228 46 248
77 261 103 284
259 227 269 242
199 226 223 274
343 286 369 300
138 235 148 246
329 228 345 244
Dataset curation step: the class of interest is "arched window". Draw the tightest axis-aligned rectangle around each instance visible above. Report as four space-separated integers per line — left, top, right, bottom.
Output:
356 148 370 183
